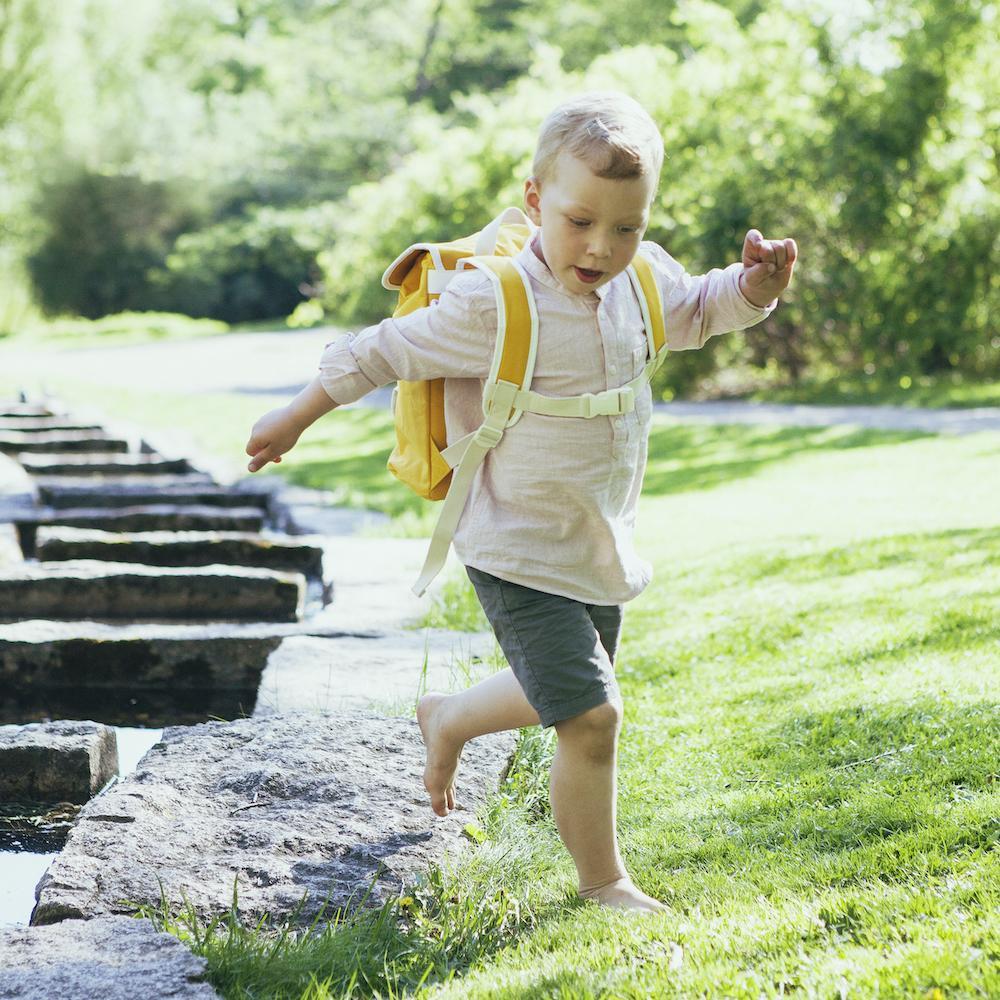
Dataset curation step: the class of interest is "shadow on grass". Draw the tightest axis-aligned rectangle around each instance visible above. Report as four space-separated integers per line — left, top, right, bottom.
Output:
642 422 929 496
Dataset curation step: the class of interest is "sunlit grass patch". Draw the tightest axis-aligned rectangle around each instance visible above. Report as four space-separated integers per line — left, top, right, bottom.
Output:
415 567 490 633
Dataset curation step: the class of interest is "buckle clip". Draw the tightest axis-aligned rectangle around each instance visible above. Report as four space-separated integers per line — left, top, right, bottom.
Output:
583 386 635 417
474 423 504 448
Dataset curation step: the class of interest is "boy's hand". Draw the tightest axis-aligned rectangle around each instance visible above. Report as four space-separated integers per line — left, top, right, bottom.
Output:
245 406 303 473
739 229 797 308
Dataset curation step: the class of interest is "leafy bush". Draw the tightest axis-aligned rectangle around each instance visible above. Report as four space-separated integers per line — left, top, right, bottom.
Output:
146 205 333 323
26 167 207 319
315 2 998 396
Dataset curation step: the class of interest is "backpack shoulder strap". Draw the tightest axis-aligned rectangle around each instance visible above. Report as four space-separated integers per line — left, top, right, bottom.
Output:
625 251 667 358
411 254 537 597
465 255 537 406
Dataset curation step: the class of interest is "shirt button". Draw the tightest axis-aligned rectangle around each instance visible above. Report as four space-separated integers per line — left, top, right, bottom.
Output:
609 364 617 374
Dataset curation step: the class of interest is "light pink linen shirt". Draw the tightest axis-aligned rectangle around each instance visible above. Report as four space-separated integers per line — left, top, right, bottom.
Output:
318 236 774 604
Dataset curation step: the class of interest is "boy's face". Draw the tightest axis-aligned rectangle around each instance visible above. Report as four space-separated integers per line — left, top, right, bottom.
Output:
523 151 655 295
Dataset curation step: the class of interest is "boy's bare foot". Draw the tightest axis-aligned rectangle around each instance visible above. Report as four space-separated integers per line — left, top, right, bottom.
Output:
579 877 667 914
416 692 465 817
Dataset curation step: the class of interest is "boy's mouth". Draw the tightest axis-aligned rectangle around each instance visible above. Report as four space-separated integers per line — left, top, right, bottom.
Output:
573 266 603 284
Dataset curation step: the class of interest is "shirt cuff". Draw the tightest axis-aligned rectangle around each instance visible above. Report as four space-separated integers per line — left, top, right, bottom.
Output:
318 335 380 405
730 263 777 318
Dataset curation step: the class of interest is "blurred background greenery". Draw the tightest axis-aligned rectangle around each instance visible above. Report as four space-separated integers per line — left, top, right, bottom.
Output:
1 0 996 400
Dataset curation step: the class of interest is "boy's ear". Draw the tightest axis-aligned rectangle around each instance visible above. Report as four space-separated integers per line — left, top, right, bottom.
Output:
523 177 542 226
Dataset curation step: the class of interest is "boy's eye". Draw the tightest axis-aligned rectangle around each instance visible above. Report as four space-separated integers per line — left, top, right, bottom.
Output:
619 227 639 234
569 217 590 227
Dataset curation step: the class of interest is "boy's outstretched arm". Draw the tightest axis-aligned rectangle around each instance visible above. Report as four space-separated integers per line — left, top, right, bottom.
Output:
245 375 338 473
738 229 798 307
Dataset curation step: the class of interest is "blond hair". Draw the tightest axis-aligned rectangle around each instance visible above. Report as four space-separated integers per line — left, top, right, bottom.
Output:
532 92 664 185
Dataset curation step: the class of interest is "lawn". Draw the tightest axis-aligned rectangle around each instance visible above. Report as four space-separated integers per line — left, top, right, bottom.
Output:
2 343 998 997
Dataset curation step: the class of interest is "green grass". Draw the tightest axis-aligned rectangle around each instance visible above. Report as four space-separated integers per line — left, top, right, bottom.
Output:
738 371 1000 409
3 341 998 997
0 311 233 347
135 416 996 999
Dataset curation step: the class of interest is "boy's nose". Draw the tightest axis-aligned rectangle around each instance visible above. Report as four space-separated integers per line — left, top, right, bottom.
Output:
586 239 612 260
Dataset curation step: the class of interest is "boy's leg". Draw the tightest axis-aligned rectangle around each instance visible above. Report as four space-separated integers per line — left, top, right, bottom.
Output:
417 667 539 815
551 701 665 913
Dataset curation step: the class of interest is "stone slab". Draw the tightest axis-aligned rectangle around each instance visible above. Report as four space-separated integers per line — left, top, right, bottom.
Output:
12 507 267 553
254 630 497 716
0 430 130 454
32 713 516 926
0 619 282 691
0 720 118 803
0 561 305 622
35 479 271 510
0 404 54 419
0 916 220 998
0 418 105 433
35 526 325 577
18 453 194 476
0 623 380 724
0 619 382 644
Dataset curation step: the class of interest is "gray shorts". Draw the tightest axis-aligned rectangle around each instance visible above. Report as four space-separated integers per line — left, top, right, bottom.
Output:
465 566 623 728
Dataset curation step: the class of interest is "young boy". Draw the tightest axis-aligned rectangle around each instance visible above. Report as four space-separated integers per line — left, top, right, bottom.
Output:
245 93 797 914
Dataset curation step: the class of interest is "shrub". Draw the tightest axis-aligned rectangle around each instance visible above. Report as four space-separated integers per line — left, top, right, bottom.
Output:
26 166 207 319
147 205 333 323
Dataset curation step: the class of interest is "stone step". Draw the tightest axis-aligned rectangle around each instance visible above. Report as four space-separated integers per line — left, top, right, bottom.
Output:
14 506 267 555
35 478 271 510
1 618 283 692
0 620 373 727
0 561 305 622
0 417 104 433
0 917 220 998
35 526 325 577
31 713 516 926
0 430 130 454
19 452 195 476
0 720 118 803
0 403 54 418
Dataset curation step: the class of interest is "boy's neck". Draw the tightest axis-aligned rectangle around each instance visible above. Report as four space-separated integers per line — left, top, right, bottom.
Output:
530 231 547 268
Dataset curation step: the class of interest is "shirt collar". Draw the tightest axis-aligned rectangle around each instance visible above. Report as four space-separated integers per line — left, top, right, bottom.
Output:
515 230 613 301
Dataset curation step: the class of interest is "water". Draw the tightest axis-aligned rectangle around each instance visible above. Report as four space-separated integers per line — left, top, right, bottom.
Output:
0 725 165 927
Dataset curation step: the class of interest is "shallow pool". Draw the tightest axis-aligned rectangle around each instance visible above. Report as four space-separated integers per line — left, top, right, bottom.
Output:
0 725 163 928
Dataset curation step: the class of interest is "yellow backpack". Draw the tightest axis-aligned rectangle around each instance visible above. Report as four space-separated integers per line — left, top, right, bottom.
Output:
380 207 668 596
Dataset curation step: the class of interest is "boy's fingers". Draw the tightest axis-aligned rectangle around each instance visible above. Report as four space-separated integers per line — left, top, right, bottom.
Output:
248 446 278 472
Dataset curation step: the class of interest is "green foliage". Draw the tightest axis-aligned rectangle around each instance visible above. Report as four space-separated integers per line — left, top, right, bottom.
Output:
147 206 330 323
2 0 998 391
20 310 228 344
416 569 490 632
26 166 207 319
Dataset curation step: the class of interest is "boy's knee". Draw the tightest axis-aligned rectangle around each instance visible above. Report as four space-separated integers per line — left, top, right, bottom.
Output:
555 698 622 750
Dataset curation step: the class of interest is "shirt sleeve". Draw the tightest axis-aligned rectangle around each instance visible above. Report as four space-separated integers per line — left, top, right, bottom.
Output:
318 269 497 404
639 240 776 352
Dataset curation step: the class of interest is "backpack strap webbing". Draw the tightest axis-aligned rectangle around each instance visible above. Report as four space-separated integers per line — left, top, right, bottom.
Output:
626 253 667 357
412 257 534 597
